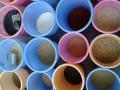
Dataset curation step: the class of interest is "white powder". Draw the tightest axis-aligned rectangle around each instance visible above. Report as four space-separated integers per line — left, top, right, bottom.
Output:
36 12 54 35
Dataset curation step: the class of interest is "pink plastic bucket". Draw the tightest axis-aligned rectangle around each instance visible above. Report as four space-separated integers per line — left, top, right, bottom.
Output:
0 5 25 38
58 32 89 64
93 0 120 33
0 0 29 6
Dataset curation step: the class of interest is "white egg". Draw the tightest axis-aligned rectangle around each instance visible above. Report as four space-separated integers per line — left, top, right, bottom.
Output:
36 12 54 35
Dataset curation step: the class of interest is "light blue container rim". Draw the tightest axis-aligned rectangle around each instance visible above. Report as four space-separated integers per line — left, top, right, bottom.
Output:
86 68 120 90
0 39 24 72
26 71 54 90
56 0 94 33
22 1 57 37
24 37 58 72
